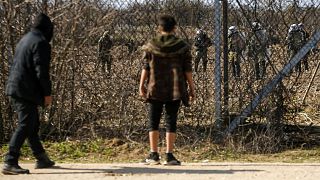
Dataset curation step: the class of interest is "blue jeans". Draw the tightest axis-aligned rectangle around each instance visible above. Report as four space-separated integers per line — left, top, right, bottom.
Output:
4 97 45 165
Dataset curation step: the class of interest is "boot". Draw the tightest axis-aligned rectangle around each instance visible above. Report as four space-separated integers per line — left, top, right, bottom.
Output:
2 164 30 175
34 153 55 169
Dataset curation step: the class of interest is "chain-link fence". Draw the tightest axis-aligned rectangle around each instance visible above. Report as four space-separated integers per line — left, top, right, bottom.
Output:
220 0 320 152
0 0 319 152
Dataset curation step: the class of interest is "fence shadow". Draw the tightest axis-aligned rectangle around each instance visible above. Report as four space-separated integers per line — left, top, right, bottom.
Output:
32 164 263 175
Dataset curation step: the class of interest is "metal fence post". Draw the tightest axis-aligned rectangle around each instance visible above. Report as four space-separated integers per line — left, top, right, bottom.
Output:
224 31 320 137
0 103 3 145
222 0 229 120
214 0 222 131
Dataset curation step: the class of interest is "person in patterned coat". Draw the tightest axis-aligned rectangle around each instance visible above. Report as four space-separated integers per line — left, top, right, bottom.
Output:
139 15 195 166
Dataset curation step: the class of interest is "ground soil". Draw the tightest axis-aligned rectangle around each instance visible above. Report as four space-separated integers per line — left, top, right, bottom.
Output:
1 162 320 180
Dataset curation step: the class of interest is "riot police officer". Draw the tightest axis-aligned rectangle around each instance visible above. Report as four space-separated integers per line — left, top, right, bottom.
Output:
194 29 211 72
228 26 245 78
98 31 113 75
248 22 269 79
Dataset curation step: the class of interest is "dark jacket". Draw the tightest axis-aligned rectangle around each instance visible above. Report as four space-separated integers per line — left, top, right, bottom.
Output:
142 34 192 105
6 29 52 105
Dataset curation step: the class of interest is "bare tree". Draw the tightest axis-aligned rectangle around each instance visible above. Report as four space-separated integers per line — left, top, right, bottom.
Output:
0 0 319 152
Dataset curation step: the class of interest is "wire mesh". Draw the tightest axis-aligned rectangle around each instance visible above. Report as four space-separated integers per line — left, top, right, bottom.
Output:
223 0 320 151
226 0 320 124
0 1 319 150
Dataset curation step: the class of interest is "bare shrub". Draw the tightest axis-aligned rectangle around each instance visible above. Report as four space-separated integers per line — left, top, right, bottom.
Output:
0 0 319 153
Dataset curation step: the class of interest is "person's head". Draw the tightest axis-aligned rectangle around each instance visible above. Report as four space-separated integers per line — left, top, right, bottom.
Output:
158 15 177 33
32 13 54 42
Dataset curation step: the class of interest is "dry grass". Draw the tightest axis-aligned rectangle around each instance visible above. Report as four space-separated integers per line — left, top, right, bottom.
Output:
0 0 319 154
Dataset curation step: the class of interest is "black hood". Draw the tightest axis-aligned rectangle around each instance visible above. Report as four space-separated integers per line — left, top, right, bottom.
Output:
32 13 54 42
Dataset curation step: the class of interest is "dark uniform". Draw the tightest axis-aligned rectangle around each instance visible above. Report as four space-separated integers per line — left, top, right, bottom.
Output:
298 23 310 71
125 39 137 54
248 22 269 79
98 31 113 75
194 29 211 72
286 24 305 73
228 26 245 78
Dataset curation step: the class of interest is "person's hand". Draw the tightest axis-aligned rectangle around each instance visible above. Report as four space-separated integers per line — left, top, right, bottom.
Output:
139 87 147 99
44 96 52 107
189 90 196 102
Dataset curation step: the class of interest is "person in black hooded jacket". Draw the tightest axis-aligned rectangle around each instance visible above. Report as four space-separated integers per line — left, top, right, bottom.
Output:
2 13 55 175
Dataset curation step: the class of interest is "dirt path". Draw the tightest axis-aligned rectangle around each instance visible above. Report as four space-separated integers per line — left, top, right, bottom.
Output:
1 163 319 180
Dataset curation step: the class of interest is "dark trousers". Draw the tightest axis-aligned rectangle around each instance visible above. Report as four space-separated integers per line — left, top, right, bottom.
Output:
100 54 112 75
194 49 208 72
291 49 309 72
4 97 45 165
147 100 181 133
254 53 266 80
230 53 241 78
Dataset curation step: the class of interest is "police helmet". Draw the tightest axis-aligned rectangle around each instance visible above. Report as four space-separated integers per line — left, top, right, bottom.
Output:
289 24 298 32
252 22 262 31
103 30 109 37
298 23 304 30
228 26 238 36
196 28 203 35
